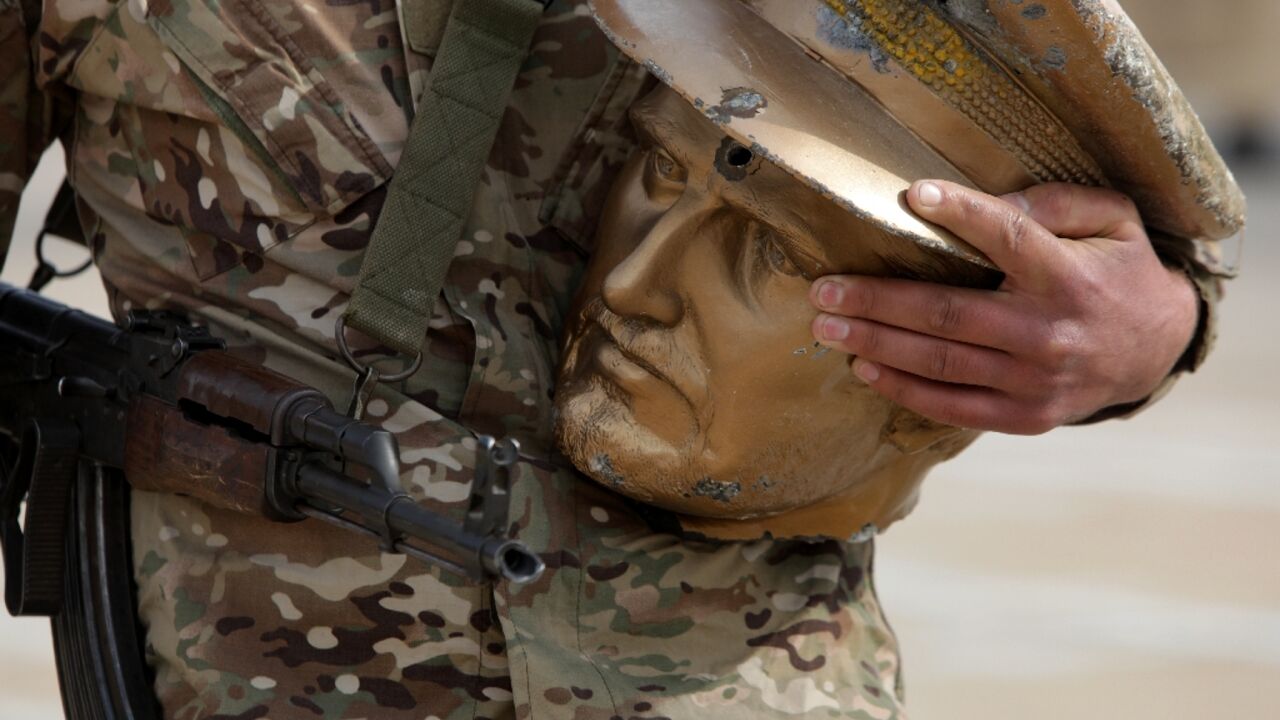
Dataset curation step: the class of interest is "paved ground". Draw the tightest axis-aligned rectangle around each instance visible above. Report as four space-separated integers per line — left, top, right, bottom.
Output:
2 96 1277 720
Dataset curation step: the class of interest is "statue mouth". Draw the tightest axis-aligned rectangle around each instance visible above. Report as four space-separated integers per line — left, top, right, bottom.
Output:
574 298 704 412
590 326 667 386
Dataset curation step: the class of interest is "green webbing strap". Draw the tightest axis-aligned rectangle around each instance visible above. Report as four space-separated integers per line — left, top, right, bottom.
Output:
342 0 545 358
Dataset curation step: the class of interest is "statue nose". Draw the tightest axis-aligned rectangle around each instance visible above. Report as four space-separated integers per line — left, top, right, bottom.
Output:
601 252 684 327
600 216 688 327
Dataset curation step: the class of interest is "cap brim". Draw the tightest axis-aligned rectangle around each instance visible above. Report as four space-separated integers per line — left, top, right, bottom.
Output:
590 0 995 269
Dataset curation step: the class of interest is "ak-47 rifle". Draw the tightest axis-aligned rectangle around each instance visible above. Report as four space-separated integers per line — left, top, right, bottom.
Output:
0 280 544 719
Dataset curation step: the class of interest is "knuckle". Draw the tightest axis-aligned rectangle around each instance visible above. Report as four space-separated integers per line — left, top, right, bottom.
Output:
848 281 877 316
926 293 963 335
1069 263 1107 299
1039 321 1081 366
1024 364 1060 395
1041 335 1071 367
999 212 1032 257
855 322 882 355
1033 403 1068 434
928 343 962 381
878 375 908 406
1014 406 1060 436
960 194 987 223
1116 219 1149 243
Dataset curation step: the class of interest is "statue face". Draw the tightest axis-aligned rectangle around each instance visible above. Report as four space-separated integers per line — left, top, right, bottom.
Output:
554 86 988 530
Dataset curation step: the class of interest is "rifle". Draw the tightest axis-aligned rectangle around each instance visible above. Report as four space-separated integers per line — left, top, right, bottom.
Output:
0 281 545 717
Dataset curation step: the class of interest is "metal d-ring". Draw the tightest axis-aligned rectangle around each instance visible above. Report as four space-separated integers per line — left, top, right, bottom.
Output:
27 230 95 292
35 230 94 278
333 315 423 383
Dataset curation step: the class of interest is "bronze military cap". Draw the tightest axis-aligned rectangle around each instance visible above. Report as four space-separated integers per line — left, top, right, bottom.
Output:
591 0 1244 268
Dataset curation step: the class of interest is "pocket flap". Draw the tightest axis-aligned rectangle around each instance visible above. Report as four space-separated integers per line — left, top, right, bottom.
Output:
146 0 393 216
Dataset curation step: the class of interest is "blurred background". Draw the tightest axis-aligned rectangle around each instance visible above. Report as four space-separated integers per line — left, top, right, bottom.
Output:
1 0 1276 717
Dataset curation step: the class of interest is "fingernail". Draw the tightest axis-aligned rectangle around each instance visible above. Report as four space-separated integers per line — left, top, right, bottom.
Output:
820 315 850 341
917 182 943 207
999 192 1030 213
853 359 880 383
816 281 843 309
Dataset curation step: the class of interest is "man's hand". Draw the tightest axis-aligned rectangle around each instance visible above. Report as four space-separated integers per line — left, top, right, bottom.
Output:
809 180 1200 435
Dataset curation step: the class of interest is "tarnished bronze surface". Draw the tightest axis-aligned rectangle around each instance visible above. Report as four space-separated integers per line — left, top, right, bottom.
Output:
592 0 1244 246
553 87 993 539
744 0 1100 193
952 0 1245 245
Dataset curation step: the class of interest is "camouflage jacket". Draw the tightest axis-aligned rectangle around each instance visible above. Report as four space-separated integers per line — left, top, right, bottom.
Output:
0 0 1228 718
0 1 914 718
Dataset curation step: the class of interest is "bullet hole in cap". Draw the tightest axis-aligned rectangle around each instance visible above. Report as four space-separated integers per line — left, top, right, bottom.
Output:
726 144 754 167
715 137 755 181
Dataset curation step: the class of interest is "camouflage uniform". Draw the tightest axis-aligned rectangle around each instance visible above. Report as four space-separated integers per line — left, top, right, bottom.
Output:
0 0 1226 718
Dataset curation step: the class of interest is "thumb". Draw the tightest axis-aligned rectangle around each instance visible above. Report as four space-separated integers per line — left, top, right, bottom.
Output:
907 179 1062 280
1002 182 1148 244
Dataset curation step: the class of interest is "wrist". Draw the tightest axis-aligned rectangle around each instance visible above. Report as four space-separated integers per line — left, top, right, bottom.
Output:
1133 264 1199 399
1084 265 1200 422
1166 264 1208 375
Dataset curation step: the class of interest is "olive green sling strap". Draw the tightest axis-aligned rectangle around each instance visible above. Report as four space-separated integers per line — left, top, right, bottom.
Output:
341 0 546 362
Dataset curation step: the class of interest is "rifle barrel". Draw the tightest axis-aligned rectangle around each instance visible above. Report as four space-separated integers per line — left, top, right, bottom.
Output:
295 462 544 583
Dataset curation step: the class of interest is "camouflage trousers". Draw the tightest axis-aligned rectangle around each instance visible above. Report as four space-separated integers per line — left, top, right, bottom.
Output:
132 458 907 720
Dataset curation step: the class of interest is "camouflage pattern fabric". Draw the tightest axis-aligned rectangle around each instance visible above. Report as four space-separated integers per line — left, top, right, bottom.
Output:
0 0 1226 718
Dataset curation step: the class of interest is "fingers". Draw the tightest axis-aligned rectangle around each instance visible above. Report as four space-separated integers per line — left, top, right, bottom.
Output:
850 359 1058 435
907 179 1062 279
1005 182 1148 244
810 275 1030 351
840 181 1162 434
814 313 1024 389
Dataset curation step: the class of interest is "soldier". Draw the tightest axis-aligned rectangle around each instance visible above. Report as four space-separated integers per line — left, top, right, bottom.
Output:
0 1 1239 720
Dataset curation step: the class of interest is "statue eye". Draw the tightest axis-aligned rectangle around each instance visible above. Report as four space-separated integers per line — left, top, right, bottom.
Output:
763 237 802 277
641 147 688 204
647 148 686 185
749 221 803 278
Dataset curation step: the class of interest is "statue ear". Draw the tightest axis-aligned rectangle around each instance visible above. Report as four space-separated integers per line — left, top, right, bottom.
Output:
883 408 975 456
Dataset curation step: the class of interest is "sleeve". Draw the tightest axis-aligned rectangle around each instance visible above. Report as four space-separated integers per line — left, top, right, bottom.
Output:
1074 233 1233 424
0 0 49 275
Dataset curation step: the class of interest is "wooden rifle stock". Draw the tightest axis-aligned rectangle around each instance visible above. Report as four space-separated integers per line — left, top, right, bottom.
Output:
123 394 272 515
121 349 330 515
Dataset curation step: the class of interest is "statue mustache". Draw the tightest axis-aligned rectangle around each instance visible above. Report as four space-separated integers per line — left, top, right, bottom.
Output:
579 296 704 402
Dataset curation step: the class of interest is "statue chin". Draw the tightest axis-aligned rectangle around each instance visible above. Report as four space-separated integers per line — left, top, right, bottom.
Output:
555 382 981 541
553 338 983 539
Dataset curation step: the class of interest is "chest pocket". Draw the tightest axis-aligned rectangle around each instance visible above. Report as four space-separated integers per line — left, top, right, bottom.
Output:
146 0 393 214
65 0 395 277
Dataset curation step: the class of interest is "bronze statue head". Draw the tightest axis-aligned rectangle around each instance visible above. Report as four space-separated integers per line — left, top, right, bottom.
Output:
554 87 996 540
556 0 1243 539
